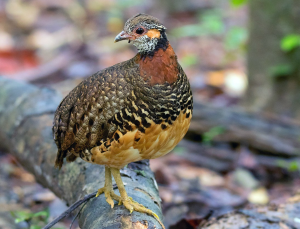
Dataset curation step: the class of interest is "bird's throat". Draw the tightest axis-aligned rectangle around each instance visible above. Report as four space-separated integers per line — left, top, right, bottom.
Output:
137 44 179 86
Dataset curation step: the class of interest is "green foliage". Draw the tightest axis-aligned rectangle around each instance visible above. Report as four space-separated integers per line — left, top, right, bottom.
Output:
171 10 224 38
199 11 225 35
12 211 32 224
230 0 248 7
11 210 48 224
30 226 42 229
269 64 293 78
277 160 300 172
225 27 248 50
171 9 247 64
288 161 299 172
272 34 300 78
281 34 300 52
181 54 198 67
11 209 65 229
202 126 225 145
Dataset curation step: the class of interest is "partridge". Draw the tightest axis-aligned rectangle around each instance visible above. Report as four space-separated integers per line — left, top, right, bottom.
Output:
53 13 193 228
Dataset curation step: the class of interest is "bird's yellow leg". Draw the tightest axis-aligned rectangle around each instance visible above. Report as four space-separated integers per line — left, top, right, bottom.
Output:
110 168 165 229
96 167 121 208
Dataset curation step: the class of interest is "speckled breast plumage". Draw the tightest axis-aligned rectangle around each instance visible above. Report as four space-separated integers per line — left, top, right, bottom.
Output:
53 55 193 169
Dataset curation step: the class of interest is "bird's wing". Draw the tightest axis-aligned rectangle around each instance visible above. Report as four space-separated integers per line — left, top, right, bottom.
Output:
53 59 138 168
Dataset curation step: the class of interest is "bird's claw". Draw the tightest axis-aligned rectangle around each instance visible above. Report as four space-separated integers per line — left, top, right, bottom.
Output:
120 197 164 229
105 191 115 208
96 187 121 208
96 187 105 197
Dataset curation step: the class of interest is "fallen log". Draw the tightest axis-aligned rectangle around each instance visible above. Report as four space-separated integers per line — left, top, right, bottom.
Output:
0 77 163 229
189 101 300 156
178 139 300 174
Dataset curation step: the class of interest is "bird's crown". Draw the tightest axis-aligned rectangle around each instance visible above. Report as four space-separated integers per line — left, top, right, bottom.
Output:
124 13 166 33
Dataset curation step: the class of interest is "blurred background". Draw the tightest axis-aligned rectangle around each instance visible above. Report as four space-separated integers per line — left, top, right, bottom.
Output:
0 0 300 228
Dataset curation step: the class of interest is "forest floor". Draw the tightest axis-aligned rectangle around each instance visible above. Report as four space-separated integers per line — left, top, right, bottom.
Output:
0 0 299 228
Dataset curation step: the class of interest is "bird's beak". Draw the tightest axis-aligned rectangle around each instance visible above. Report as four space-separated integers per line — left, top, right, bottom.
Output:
114 31 133 43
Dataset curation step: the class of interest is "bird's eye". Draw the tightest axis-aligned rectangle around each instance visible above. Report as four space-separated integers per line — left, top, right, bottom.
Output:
136 28 144 34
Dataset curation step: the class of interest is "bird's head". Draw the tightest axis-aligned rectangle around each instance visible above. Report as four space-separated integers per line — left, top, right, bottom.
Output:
115 13 168 56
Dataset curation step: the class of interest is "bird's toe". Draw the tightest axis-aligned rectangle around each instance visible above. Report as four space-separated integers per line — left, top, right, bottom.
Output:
121 197 165 229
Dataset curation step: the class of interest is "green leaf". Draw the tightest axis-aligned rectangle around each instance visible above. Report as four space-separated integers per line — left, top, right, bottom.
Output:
277 160 300 172
11 211 33 223
269 64 293 77
30 225 42 229
12 209 50 225
202 126 225 145
32 210 48 218
225 27 248 50
201 11 224 35
181 54 198 67
288 161 299 172
171 10 224 38
15 218 25 224
281 34 300 52
231 0 248 7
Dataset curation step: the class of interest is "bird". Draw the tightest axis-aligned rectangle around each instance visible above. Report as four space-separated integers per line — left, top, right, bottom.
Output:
53 13 193 228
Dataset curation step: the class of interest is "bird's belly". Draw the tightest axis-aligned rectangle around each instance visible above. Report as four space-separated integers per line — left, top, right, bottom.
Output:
90 110 191 169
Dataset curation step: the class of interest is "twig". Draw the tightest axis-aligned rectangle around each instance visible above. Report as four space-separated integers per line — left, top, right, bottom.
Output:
42 191 97 229
69 201 88 229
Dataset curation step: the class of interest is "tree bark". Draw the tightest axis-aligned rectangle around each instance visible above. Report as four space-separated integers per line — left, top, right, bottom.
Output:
244 0 300 119
0 77 163 229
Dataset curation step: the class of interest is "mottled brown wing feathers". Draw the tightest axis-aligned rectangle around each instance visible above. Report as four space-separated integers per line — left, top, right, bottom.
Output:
53 58 138 168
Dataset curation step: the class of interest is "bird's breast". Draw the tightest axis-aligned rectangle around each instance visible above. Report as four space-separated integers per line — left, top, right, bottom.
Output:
138 45 179 86
90 109 192 168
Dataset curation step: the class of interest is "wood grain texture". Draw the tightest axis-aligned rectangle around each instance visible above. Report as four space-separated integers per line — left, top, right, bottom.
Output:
0 77 163 229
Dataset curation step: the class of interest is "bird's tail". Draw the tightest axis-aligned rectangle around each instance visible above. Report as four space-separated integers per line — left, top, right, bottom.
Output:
54 149 65 169
55 149 78 169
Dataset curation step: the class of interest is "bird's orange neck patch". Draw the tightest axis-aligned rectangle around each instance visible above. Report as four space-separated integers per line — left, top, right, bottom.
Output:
137 44 179 86
146 29 161 39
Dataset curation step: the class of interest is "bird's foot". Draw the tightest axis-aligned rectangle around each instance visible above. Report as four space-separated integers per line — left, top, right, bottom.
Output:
96 187 121 208
121 196 165 229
